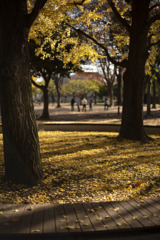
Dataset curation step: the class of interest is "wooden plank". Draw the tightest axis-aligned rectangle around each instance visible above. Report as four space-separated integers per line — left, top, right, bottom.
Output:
17 204 34 234
0 204 12 234
135 199 160 226
30 204 44 234
0 204 7 232
101 201 129 230
110 201 132 229
83 202 106 231
128 200 155 227
92 202 118 231
100 202 119 230
0 204 19 234
54 204 68 233
118 201 143 229
73 203 94 232
7 205 25 234
63 203 81 232
145 198 160 211
43 204 55 234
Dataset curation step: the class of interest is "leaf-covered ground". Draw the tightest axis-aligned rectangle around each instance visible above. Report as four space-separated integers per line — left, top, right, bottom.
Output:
0 131 160 204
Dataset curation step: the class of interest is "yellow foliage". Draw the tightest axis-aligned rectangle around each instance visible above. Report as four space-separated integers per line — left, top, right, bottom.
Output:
0 131 160 204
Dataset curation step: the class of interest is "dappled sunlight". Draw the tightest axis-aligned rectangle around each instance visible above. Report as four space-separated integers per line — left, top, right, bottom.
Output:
0 132 160 204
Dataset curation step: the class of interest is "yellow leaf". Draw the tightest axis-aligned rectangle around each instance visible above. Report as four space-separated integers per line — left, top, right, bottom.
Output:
12 218 20 223
114 208 119 212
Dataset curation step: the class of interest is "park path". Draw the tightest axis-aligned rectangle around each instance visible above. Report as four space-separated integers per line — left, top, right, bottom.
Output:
0 198 160 238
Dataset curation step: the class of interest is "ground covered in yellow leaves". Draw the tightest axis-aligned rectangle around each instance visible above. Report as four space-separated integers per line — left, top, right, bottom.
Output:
0 131 160 204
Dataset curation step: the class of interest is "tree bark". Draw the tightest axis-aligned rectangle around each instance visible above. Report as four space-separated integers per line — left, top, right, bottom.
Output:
56 91 61 108
146 76 151 116
55 77 61 108
120 0 150 140
108 82 113 106
0 1 43 185
152 78 156 109
41 87 49 119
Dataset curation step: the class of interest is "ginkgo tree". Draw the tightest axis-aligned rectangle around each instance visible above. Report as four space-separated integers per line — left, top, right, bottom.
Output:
61 79 101 98
1 0 160 186
60 0 160 141
0 0 49 185
0 0 97 185
29 28 83 119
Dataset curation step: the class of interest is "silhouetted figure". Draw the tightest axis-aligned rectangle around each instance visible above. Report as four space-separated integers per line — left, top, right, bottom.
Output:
104 97 109 110
89 97 93 111
77 97 80 112
71 97 75 111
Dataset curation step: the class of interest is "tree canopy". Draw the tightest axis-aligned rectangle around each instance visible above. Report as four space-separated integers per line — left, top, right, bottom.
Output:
62 79 101 97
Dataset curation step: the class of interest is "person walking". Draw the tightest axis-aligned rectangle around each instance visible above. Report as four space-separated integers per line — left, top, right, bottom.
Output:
71 97 75 111
104 97 109 110
76 97 81 112
89 97 93 111
82 97 87 112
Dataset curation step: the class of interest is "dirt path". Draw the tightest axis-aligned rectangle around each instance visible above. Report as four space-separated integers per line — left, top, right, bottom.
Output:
34 104 160 126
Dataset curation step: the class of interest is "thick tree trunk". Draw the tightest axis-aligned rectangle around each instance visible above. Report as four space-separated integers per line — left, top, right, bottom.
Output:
120 0 149 140
0 1 43 185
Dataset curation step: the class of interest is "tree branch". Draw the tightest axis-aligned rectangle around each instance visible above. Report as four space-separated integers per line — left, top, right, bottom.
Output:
26 0 48 29
149 39 160 48
107 0 131 34
32 79 43 90
71 0 85 6
147 13 160 29
65 22 127 68
149 4 159 12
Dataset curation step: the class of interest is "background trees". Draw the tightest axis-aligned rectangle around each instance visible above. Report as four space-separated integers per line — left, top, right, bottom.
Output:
61 79 101 99
60 0 160 140
29 30 79 119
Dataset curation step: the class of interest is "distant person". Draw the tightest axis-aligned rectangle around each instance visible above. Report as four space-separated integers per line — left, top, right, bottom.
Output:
77 97 81 112
104 97 109 110
71 97 75 111
89 97 93 111
82 97 87 112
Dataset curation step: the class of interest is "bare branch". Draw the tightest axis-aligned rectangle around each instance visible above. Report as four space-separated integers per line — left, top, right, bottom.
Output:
107 0 131 34
65 22 127 68
26 0 48 29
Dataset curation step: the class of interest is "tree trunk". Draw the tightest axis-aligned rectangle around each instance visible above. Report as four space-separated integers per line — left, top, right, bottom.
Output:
146 76 151 116
55 77 61 108
57 91 61 108
152 78 156 109
120 0 149 140
0 1 43 185
108 82 113 106
41 87 49 119
119 68 123 106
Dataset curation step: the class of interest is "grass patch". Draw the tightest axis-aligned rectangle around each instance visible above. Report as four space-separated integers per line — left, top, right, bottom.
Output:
0 131 160 204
